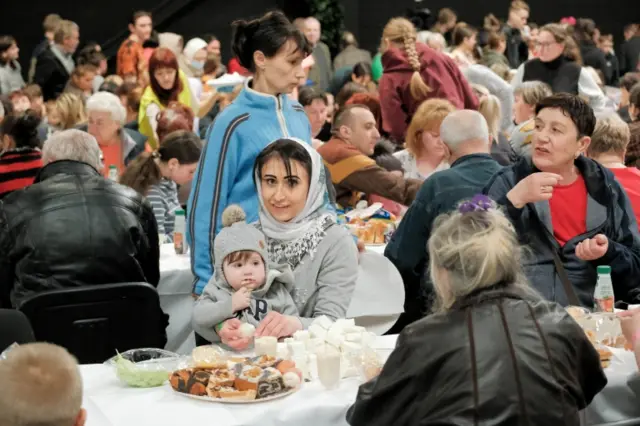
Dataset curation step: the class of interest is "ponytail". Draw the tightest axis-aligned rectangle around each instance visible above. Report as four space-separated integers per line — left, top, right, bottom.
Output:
403 34 431 100
119 152 162 195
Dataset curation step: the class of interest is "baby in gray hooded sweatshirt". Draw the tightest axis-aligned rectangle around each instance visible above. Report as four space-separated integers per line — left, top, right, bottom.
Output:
192 205 300 343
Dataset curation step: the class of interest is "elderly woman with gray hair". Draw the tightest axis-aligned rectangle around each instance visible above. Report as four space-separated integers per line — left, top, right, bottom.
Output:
0 129 161 309
80 91 147 177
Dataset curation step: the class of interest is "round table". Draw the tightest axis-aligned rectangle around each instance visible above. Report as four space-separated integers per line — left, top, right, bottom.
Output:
80 335 640 426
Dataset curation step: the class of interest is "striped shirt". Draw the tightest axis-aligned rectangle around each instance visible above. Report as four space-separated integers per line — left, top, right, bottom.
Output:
146 178 180 240
0 147 43 198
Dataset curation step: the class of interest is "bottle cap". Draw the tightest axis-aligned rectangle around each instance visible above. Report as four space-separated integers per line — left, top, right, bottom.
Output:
175 209 185 216
597 265 611 274
109 165 117 168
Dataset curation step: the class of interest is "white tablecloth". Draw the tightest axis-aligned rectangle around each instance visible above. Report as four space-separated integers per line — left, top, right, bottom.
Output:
158 244 195 355
158 245 405 355
81 334 639 426
83 336 398 426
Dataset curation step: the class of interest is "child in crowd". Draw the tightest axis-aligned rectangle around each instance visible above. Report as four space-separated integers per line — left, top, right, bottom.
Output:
192 205 300 344
9 90 30 113
55 93 87 130
119 130 201 240
22 84 46 117
44 100 61 131
64 64 98 102
0 343 86 426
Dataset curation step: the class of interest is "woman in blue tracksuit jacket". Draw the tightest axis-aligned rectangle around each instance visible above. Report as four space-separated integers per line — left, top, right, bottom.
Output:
187 11 313 295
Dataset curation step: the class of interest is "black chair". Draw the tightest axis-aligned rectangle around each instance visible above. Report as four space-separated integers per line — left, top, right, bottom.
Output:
0 309 35 352
19 283 168 364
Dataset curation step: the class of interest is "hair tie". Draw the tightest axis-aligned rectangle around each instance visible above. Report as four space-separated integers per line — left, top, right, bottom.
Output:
458 194 493 214
152 151 161 159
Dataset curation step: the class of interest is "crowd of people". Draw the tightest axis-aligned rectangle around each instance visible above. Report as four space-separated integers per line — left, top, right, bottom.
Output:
2 2 640 425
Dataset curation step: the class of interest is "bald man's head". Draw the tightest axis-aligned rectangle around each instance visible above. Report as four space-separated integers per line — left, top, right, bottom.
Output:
440 109 490 153
332 105 380 155
304 17 321 46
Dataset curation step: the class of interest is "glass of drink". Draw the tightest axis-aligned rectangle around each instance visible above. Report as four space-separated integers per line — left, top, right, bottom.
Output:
316 346 341 389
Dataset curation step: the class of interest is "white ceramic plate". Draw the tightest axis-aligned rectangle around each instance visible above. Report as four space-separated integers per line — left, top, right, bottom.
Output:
171 385 298 404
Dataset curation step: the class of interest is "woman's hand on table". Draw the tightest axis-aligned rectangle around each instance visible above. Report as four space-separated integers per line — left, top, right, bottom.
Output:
218 318 251 350
255 312 303 338
618 308 640 370
618 308 640 343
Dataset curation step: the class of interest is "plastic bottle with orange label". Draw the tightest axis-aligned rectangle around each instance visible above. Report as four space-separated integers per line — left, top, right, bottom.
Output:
594 265 614 313
173 209 186 255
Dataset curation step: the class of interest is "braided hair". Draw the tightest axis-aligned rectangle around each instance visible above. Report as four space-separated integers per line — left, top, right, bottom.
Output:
382 18 431 100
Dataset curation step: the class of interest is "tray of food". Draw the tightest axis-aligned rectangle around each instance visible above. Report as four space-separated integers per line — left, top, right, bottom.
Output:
566 306 629 368
347 219 396 245
169 353 302 403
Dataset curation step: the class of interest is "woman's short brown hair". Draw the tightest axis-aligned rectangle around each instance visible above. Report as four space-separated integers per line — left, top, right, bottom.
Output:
405 98 456 157
156 102 195 144
452 23 476 47
487 32 506 50
437 8 457 25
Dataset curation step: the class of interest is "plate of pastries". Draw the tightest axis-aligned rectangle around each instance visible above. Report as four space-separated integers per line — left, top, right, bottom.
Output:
169 348 302 403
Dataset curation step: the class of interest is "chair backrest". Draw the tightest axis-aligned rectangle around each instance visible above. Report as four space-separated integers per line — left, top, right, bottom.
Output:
0 309 35 353
19 283 168 364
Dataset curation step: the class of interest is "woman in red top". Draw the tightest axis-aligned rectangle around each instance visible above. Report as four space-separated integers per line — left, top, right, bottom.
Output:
587 113 640 229
485 93 640 307
0 110 43 198
378 17 478 144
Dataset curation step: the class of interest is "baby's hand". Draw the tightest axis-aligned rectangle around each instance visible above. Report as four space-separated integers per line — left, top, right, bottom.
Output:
232 287 252 313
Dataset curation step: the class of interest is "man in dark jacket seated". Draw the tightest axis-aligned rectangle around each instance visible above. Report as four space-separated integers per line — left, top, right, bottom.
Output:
385 109 502 331
485 93 640 308
0 129 160 308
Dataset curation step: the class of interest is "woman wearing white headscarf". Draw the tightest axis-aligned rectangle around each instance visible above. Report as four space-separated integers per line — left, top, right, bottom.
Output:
179 37 216 118
216 138 358 346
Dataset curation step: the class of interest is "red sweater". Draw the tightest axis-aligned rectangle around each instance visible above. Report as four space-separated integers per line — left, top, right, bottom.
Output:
0 148 43 198
379 43 479 143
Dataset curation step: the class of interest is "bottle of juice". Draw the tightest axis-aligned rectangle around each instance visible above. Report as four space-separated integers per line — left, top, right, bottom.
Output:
594 265 614 313
108 165 118 182
173 209 186 255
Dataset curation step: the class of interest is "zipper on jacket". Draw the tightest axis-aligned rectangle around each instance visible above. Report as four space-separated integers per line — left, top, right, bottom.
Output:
275 96 289 138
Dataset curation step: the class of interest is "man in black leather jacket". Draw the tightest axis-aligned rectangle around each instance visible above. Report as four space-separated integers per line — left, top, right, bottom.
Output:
0 129 160 308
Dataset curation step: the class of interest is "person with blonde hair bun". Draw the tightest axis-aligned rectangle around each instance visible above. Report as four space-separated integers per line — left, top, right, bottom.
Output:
349 195 606 426
378 17 478 143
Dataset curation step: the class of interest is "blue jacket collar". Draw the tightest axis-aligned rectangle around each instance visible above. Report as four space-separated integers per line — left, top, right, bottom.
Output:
237 77 291 111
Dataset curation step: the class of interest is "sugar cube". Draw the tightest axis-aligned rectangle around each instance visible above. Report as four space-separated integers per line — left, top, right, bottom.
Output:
308 324 327 340
276 342 290 360
325 330 344 348
293 330 310 342
288 340 307 357
311 315 334 330
334 318 355 329
345 332 363 343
